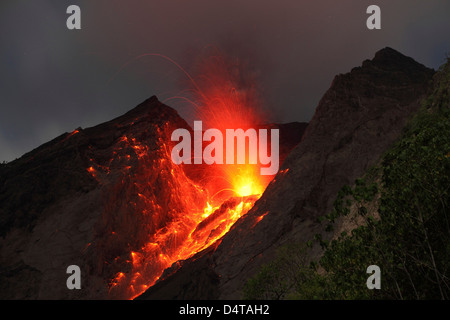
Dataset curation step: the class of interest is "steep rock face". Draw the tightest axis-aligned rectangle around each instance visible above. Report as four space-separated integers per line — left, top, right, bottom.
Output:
139 47 435 299
0 95 306 299
259 122 308 164
0 96 207 299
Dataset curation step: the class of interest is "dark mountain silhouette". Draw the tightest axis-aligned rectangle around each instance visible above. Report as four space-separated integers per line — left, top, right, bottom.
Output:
138 47 435 299
0 47 434 299
0 97 209 298
0 96 306 299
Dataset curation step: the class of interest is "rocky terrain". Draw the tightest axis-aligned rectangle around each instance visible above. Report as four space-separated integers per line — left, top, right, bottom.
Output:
0 95 306 299
0 47 434 300
0 97 209 299
139 47 435 299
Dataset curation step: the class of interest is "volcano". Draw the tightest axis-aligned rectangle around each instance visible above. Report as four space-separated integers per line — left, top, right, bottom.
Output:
0 47 434 300
0 94 305 299
138 47 435 299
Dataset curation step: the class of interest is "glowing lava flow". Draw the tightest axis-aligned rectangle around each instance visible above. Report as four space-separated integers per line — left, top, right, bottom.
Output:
107 158 265 299
105 49 273 300
104 125 269 301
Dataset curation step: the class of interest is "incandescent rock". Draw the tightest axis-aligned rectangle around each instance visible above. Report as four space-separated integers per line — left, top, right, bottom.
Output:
0 95 306 299
0 96 206 299
139 47 435 299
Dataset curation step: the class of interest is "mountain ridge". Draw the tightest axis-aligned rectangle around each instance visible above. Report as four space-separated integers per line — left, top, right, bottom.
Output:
139 47 435 299
0 47 435 299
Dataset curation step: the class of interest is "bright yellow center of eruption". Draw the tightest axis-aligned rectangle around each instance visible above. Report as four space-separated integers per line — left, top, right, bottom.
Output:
235 180 263 197
231 166 265 197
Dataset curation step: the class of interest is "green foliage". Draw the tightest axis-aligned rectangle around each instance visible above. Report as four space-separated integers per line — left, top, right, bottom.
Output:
242 244 333 300
243 59 450 300
317 169 385 299
319 62 450 299
422 57 450 112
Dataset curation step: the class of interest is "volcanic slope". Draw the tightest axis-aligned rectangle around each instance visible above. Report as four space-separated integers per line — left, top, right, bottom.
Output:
0 95 306 299
0 97 210 299
138 47 435 299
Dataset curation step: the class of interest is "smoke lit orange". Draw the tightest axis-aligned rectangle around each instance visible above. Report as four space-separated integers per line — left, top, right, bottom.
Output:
103 49 273 299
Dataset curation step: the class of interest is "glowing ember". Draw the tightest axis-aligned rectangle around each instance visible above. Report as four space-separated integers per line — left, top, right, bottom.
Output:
104 49 274 300
108 191 260 299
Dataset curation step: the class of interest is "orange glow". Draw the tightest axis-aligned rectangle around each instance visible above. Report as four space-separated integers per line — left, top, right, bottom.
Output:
254 211 269 225
70 129 79 136
108 191 260 299
87 166 97 180
103 50 275 300
184 48 274 202
228 165 266 197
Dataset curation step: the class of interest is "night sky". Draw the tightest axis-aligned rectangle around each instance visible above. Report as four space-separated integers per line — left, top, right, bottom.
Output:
1 0 449 162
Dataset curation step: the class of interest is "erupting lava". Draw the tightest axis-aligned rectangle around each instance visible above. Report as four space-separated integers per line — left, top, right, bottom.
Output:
103 49 274 299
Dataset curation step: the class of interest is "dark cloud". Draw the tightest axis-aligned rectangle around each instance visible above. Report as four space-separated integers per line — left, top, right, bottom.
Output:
1 0 449 161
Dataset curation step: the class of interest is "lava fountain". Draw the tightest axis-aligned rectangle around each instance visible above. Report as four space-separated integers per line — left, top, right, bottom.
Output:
105 49 275 299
